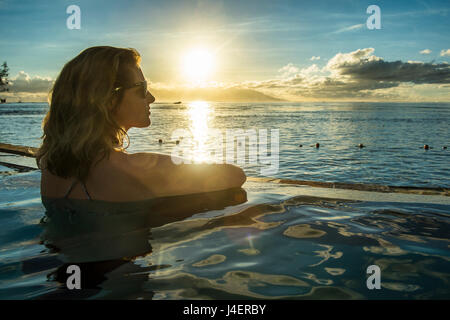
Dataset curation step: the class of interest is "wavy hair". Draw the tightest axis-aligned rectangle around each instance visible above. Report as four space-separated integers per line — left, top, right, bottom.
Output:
35 46 141 181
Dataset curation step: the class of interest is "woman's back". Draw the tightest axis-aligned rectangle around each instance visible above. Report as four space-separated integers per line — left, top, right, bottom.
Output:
41 150 247 202
41 150 150 202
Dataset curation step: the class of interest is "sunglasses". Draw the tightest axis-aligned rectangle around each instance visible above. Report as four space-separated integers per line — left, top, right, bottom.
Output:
113 80 148 98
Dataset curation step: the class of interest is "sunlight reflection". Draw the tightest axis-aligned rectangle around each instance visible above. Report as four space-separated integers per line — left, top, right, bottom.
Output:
187 101 213 163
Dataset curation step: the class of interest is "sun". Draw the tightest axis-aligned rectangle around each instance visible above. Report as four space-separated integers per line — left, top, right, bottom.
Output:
181 48 215 83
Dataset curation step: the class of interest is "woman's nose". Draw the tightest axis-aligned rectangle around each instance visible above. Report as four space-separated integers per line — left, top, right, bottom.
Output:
146 91 155 104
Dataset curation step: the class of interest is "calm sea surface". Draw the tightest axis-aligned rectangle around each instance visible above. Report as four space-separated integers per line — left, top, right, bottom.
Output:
0 102 449 187
0 102 449 299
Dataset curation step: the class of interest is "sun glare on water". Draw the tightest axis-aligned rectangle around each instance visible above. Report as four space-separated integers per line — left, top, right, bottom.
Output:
181 48 215 83
187 101 213 163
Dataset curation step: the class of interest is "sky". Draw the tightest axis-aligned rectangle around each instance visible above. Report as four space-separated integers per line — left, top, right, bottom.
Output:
0 0 449 102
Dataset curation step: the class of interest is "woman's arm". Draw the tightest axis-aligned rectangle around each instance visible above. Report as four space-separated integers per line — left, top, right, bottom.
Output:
128 152 246 197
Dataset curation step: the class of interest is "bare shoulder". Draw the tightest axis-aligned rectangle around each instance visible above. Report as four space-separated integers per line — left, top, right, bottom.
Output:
124 151 247 197
125 152 175 171
119 152 178 186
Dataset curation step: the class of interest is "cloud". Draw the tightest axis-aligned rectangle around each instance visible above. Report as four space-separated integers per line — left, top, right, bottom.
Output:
9 71 53 93
326 48 450 84
440 49 450 57
420 49 431 54
278 63 300 78
5 49 450 103
310 56 320 61
239 48 450 101
326 48 382 70
332 24 364 34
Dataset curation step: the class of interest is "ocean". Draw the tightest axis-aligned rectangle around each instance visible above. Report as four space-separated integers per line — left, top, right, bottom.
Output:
1 101 449 187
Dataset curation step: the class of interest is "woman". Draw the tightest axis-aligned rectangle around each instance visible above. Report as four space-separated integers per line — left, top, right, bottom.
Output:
37 46 246 202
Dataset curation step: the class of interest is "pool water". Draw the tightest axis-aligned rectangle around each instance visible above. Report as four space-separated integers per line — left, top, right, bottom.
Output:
0 170 449 299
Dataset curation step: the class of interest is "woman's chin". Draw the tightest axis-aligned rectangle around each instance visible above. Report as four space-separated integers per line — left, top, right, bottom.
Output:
129 117 151 128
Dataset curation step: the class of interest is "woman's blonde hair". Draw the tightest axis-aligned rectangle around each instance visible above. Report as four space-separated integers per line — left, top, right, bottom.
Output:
35 46 141 181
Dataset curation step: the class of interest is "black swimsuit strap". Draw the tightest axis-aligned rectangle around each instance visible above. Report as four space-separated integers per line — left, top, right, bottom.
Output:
63 179 92 200
63 180 78 199
80 180 92 200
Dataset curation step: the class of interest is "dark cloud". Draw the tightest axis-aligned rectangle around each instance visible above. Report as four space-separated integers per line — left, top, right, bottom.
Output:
241 48 450 101
335 60 450 84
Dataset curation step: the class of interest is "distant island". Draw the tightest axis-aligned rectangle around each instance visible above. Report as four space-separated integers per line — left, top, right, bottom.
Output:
150 87 285 103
